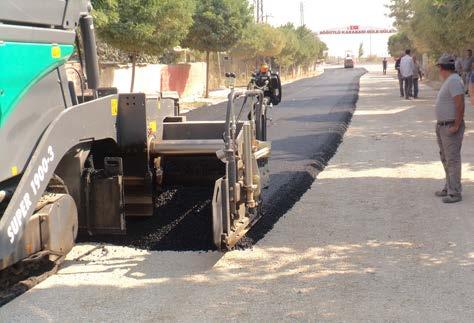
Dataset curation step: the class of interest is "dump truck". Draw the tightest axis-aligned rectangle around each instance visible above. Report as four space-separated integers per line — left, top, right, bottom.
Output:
0 0 273 272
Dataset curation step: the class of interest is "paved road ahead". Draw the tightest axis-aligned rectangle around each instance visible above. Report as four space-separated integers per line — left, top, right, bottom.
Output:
80 67 366 252
189 68 365 245
189 68 365 195
189 68 365 198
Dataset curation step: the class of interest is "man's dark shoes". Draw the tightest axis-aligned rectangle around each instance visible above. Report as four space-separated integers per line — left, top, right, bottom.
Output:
442 195 462 204
435 189 447 197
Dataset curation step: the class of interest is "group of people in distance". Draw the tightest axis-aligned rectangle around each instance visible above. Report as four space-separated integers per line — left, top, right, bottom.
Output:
455 49 474 97
395 49 424 100
393 49 473 101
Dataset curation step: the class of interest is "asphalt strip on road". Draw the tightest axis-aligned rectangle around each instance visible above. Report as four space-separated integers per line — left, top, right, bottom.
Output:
81 68 366 251
241 68 365 248
0 68 366 307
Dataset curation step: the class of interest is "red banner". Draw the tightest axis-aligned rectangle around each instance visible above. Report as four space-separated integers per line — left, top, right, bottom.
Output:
319 28 396 35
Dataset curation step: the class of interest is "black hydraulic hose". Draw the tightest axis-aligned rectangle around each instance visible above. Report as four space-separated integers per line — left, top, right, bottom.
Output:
224 90 243 150
224 90 264 215
68 81 79 106
236 96 248 122
75 34 84 72
66 66 85 103
225 90 243 215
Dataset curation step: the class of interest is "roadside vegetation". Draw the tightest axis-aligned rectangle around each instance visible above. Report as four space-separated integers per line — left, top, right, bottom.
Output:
387 0 474 57
231 23 327 77
91 0 327 94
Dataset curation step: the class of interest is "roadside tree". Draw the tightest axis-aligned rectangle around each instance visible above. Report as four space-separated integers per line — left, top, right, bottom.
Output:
183 0 253 97
232 23 287 73
92 0 195 91
276 24 300 75
388 32 413 57
388 0 474 57
294 26 325 68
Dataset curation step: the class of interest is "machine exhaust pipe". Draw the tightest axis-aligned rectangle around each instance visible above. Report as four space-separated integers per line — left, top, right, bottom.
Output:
79 15 100 91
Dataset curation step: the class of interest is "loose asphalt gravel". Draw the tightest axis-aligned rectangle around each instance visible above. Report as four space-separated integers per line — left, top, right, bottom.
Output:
81 67 365 251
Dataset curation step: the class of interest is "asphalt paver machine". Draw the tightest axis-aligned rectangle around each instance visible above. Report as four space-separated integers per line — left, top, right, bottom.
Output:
0 0 272 271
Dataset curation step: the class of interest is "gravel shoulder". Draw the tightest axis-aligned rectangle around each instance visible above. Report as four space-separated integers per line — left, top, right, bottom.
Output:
4 68 472 322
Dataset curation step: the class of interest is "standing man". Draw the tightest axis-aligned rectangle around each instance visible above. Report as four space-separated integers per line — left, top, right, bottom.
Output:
412 56 422 99
434 54 466 203
382 57 388 75
395 54 404 97
400 49 414 100
462 49 473 95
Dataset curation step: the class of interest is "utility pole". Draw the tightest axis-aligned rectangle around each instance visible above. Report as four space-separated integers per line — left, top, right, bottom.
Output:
253 0 258 23
300 1 305 27
263 14 272 24
253 0 264 23
369 33 372 57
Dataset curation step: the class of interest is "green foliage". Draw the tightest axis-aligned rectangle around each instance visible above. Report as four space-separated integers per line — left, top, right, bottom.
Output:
277 23 300 68
231 22 327 71
294 25 325 67
231 23 285 62
183 0 253 53
256 24 286 58
387 32 413 57
182 0 252 97
387 0 474 56
95 39 161 64
92 0 195 57
387 0 414 30
230 23 261 62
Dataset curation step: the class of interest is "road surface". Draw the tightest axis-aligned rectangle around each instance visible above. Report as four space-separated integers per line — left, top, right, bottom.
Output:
187 68 365 247
0 68 369 321
78 68 365 251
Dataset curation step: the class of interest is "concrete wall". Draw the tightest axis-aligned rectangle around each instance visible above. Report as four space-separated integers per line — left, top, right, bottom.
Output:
99 64 165 94
97 63 206 98
160 63 206 99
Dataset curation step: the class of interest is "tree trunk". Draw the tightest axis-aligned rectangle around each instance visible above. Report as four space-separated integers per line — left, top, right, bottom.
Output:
205 51 210 98
130 53 137 93
245 63 249 83
217 52 223 89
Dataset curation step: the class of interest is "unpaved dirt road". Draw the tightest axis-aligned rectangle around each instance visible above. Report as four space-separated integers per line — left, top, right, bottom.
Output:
5 67 473 322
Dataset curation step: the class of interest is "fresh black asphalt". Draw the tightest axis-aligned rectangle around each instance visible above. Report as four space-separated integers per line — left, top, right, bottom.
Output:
83 67 366 251
2 68 366 307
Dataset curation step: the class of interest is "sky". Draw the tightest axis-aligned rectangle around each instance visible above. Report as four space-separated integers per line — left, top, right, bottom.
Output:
261 0 395 57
